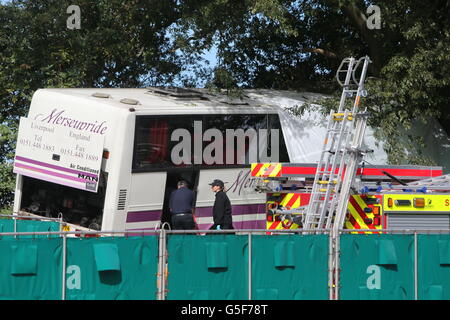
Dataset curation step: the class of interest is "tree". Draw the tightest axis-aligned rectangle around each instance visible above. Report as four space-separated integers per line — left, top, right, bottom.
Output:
1 0 449 209
0 0 196 209
173 0 450 164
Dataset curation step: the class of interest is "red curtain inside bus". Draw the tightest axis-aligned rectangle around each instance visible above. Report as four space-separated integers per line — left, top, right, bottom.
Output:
147 120 168 163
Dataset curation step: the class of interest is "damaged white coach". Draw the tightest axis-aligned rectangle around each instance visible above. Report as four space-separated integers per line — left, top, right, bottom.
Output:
12 87 294 233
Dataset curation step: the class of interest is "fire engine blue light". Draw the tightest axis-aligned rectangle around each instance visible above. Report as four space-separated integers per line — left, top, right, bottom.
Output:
360 186 369 194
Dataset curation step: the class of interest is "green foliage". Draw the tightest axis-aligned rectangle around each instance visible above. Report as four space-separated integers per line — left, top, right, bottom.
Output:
0 0 188 208
174 0 450 166
0 160 15 209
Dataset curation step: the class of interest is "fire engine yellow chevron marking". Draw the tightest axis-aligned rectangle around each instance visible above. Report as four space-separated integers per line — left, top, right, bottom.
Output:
353 195 374 219
279 193 301 208
344 219 353 229
251 163 281 177
267 219 300 230
346 195 381 234
348 201 369 229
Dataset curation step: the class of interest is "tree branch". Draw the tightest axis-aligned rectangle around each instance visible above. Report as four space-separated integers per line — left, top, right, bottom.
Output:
343 2 382 74
303 48 338 59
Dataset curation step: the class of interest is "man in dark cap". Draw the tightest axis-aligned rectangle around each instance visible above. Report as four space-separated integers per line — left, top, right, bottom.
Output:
209 179 233 230
169 180 196 230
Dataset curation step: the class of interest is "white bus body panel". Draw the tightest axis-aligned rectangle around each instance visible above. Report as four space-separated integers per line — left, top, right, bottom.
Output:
125 172 167 232
195 168 266 230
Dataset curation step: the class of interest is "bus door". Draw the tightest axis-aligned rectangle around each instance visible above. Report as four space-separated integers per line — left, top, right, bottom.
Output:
161 168 200 228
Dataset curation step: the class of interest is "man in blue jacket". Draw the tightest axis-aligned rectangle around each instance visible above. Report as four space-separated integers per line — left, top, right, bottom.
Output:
169 180 196 230
209 179 233 230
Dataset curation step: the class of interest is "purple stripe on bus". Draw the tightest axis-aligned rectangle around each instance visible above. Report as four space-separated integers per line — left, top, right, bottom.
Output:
126 204 266 223
126 210 162 223
197 219 265 230
13 167 82 190
194 204 266 217
14 162 88 183
15 155 98 178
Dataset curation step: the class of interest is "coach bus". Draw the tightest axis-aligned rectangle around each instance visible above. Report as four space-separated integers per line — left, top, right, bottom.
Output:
12 87 293 233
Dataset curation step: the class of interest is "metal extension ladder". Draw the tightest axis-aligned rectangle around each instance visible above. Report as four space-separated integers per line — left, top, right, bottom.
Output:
303 56 372 232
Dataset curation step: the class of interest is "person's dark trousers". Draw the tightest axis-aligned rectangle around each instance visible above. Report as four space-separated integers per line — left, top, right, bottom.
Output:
171 214 196 230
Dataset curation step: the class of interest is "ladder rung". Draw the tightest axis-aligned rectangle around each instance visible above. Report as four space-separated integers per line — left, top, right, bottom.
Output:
319 188 335 192
322 149 344 154
318 180 337 185
333 112 353 121
333 112 353 117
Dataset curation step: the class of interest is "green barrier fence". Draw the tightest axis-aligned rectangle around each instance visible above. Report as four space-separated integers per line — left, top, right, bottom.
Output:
16 220 60 237
0 219 14 233
167 235 248 300
418 234 450 300
251 234 329 300
4 228 450 300
0 235 159 300
65 236 158 300
339 234 415 300
0 219 60 237
0 238 63 300
166 234 330 300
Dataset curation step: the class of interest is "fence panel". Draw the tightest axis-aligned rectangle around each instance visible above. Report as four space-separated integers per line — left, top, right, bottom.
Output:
9 231 450 300
167 234 248 300
0 238 63 300
65 236 158 300
418 234 450 300
340 234 415 300
16 220 60 238
0 219 60 238
251 234 329 300
0 219 14 233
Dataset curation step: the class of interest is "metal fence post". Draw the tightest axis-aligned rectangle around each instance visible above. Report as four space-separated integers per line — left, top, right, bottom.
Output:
157 229 163 300
335 230 342 300
414 232 418 300
248 232 252 300
328 231 334 300
157 228 168 300
61 233 67 300
161 228 167 300
13 214 17 239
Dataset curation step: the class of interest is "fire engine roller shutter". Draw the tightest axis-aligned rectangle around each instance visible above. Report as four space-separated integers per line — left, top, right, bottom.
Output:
387 214 450 230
